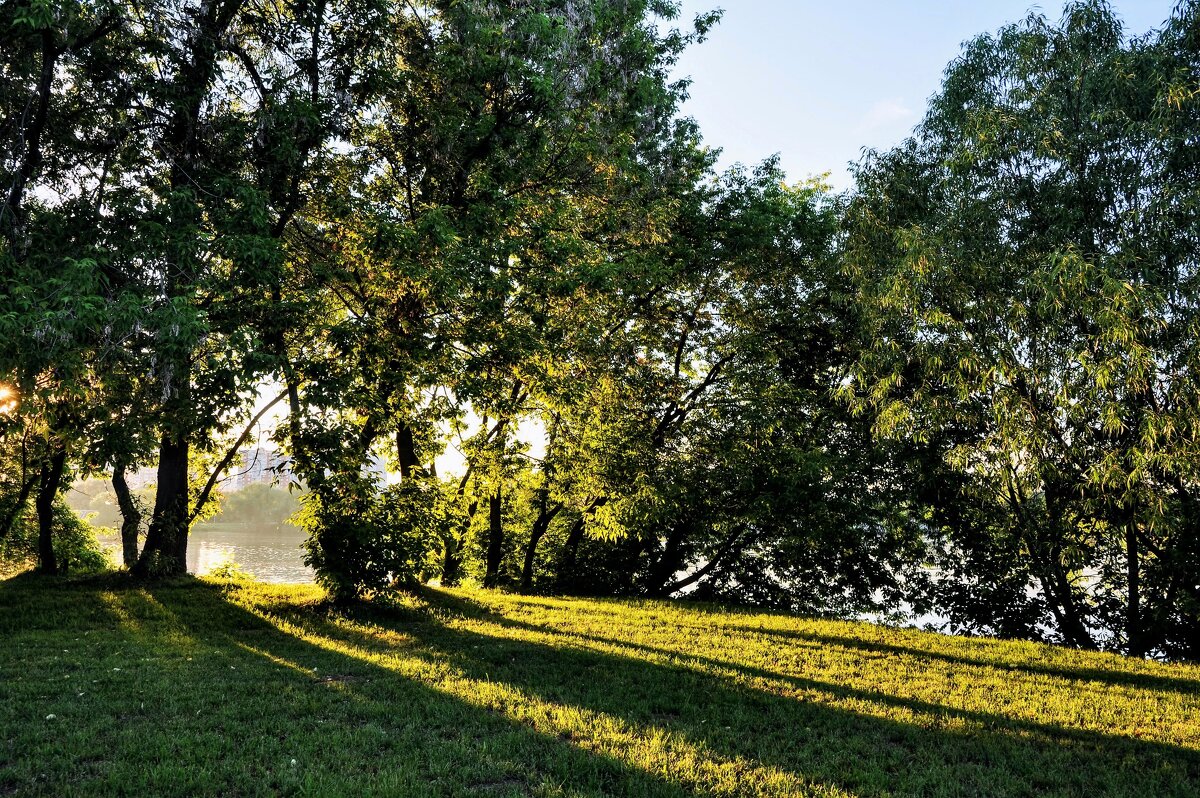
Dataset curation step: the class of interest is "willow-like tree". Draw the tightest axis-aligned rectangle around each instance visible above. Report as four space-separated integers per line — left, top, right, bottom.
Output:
845 1 1200 656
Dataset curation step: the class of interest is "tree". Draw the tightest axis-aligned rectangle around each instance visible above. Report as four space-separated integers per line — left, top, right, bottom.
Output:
845 0 1200 656
281 0 720 598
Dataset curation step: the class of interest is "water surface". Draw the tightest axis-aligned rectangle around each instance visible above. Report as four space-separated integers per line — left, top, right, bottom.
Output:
102 524 314 583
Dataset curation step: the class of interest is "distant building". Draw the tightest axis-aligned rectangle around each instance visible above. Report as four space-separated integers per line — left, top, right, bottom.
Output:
227 447 292 490
120 446 389 493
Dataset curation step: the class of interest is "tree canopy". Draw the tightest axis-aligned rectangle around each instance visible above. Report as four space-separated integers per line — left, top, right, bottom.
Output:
2 0 1199 659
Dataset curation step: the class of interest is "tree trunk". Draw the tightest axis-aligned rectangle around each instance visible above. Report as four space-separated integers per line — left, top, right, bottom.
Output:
441 533 462 586
554 496 608 592
484 487 504 588
1046 552 1096 649
0 474 36 542
1126 519 1143 656
555 515 586 592
520 501 562 593
646 523 688 597
35 445 66 575
134 434 190 576
442 498 476 587
112 463 141 568
135 0 242 577
396 424 418 479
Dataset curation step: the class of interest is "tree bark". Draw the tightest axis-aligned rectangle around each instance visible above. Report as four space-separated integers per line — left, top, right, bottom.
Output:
646 522 688 597
112 463 141 568
396 424 418 479
520 500 562 593
556 516 586 591
1046 551 1096 649
1126 519 1143 656
136 0 243 576
441 533 462 586
484 487 503 588
35 445 67 575
0 474 36 542
135 433 190 576
1 29 57 246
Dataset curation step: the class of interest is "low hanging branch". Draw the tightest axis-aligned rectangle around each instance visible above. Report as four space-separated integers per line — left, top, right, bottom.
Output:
188 389 289 523
660 525 747 596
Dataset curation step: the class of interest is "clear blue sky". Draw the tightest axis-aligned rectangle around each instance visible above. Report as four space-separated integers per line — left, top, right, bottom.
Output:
671 1 1178 188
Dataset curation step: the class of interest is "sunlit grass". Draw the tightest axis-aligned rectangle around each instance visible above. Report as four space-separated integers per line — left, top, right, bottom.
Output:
1 576 1198 796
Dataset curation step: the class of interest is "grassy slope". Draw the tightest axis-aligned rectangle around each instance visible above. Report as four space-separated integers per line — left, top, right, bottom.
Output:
1 577 1198 797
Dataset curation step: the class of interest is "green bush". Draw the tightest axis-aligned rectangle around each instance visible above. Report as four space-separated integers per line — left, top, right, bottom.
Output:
0 499 111 575
297 476 447 601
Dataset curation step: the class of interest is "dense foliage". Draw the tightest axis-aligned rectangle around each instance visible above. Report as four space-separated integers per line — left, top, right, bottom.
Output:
2 0 1198 658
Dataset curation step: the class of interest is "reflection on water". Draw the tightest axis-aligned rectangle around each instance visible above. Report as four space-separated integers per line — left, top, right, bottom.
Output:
189 524 314 583
102 524 315 584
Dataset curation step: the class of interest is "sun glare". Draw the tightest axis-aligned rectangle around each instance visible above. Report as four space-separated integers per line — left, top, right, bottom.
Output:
0 384 17 416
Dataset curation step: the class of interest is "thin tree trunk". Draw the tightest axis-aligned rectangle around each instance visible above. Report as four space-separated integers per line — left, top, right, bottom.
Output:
657 526 745 597
555 496 607 592
1047 551 1096 649
441 533 461 586
484 487 503 588
443 499 476 587
520 500 562 593
646 522 688 597
1 29 57 245
556 515 586 591
112 463 141 568
1126 519 1143 656
35 445 67 575
0 474 36 542
189 389 288 524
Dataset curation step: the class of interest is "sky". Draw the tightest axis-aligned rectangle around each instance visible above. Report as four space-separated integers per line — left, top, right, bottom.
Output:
671 1 1179 189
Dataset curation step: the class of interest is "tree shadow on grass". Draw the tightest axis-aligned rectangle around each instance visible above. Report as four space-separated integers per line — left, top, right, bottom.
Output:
5 577 1199 797
0 577 695 798
736 625 1200 696
451 591 1200 697
377 588 1200 798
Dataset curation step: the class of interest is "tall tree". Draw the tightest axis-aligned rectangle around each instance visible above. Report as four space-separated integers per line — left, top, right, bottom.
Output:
845 0 1200 655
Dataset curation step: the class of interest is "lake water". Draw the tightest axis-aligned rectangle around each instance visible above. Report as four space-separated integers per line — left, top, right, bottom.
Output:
102 524 315 583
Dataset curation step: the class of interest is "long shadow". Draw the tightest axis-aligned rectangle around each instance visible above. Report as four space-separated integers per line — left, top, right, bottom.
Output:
729 625 1200 697
465 591 1200 696
372 589 1200 798
7 578 1199 797
402 593 1191 748
0 577 694 798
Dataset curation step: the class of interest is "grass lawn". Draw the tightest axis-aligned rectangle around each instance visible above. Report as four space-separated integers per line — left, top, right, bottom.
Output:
1 576 1198 797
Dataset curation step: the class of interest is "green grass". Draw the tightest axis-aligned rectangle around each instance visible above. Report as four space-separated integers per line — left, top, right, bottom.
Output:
1 576 1198 797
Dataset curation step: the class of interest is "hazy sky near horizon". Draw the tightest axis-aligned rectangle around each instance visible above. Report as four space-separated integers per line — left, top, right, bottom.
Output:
671 1 1178 189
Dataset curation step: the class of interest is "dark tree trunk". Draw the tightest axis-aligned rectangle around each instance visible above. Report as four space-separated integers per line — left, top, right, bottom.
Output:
484 488 504 588
442 498 476 587
441 534 462 586
646 523 688 597
134 434 190 576
135 0 242 577
520 501 562 593
554 496 607 592
112 463 141 568
1126 520 1144 656
396 424 418 479
35 445 67 575
555 515 586 592
1038 481 1097 649
1 29 58 246
1045 552 1096 650
0 474 36 542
